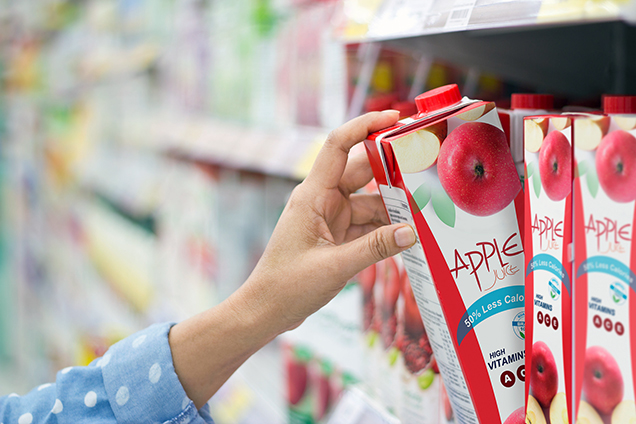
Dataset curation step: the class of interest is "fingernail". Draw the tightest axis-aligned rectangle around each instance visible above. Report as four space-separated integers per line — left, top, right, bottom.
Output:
383 109 400 115
394 225 416 247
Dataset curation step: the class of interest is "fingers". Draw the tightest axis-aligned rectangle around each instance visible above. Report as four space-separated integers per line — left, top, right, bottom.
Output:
306 111 399 190
332 224 416 278
350 193 389 226
343 223 382 243
340 153 374 196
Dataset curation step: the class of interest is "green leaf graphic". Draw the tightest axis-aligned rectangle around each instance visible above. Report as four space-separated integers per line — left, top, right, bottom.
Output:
526 161 534 179
418 369 435 390
576 160 587 178
587 164 599 198
367 331 378 348
432 188 456 228
412 183 431 212
533 167 542 199
520 331 525 339
388 347 400 367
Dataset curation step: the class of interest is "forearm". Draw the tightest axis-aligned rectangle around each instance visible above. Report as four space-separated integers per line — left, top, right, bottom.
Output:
168 276 282 409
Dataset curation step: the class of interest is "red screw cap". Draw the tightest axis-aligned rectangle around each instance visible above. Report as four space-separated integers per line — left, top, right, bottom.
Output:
415 84 462 114
511 94 554 110
603 95 636 114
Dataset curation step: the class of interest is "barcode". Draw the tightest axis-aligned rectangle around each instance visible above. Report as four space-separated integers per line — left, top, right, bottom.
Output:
449 8 470 20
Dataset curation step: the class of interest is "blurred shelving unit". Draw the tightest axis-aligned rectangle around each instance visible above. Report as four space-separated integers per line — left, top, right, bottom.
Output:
1 0 636 422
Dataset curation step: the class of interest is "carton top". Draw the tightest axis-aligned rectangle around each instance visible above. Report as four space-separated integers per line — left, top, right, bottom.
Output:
414 84 461 114
603 95 636 114
511 93 553 110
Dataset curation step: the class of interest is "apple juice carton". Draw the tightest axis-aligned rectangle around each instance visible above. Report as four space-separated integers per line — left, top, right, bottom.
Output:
364 84 525 424
499 94 555 179
397 271 440 424
375 256 404 414
524 113 576 424
573 96 636 423
357 262 380 395
285 343 315 424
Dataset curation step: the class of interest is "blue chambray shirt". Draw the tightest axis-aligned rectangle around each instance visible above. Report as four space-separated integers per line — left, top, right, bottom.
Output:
0 323 215 424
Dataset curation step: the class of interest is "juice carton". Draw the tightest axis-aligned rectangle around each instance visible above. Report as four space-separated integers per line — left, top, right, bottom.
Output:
365 84 525 423
285 343 314 424
524 113 576 424
376 256 403 415
499 94 555 179
573 96 636 423
397 271 440 424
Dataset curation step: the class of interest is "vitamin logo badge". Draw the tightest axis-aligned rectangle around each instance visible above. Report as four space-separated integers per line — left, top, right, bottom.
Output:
610 281 627 305
548 278 561 301
513 311 525 340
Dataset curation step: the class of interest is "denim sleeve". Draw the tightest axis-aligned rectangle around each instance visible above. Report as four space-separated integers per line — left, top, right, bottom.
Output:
0 322 215 424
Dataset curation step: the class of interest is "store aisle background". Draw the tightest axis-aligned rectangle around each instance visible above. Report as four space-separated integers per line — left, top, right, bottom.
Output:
1 1 635 423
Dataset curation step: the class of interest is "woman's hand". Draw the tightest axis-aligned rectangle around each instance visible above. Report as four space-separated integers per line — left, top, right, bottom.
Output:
241 110 417 332
169 110 416 408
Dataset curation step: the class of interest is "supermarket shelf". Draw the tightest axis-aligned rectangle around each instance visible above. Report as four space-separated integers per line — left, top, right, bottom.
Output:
342 0 634 42
384 20 636 98
128 111 331 181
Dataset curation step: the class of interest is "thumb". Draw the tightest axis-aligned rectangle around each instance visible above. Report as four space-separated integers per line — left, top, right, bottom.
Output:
335 224 417 277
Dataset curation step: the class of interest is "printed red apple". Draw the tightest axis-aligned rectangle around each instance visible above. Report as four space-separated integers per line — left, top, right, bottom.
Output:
530 341 558 408
399 274 432 374
539 130 572 201
503 406 526 424
402 275 424 340
527 394 547 424
358 264 377 331
595 130 636 203
286 356 308 406
393 121 447 173
437 122 521 216
381 257 401 349
315 373 331 420
525 118 549 153
583 346 623 415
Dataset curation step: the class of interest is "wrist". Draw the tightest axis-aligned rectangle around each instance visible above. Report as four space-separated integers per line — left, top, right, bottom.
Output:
231 271 297 338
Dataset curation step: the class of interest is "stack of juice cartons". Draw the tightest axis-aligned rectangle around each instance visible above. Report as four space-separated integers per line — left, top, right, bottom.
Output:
524 109 578 424
365 84 525 423
572 96 636 424
524 94 636 424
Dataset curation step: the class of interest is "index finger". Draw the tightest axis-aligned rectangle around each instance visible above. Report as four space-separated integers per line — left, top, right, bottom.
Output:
305 110 399 190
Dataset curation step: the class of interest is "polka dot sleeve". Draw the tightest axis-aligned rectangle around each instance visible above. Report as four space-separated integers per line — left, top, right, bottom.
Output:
0 323 215 424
